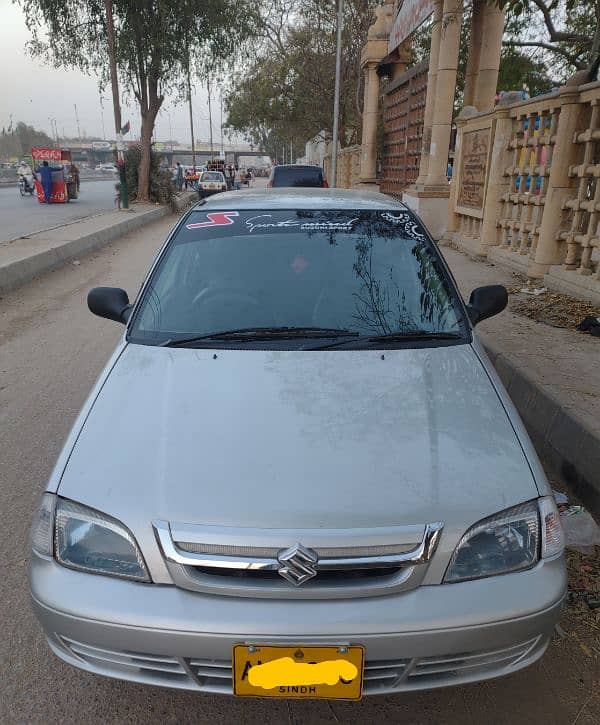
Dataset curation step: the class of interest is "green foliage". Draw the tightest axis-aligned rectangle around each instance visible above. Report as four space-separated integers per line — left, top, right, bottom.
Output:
497 47 555 95
0 122 54 160
18 0 259 198
225 0 380 156
122 144 173 204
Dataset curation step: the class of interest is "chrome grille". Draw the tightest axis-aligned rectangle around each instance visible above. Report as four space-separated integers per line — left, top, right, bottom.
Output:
177 541 415 558
153 520 443 598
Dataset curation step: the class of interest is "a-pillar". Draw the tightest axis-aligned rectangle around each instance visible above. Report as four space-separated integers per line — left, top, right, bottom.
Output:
415 0 443 185
403 0 462 238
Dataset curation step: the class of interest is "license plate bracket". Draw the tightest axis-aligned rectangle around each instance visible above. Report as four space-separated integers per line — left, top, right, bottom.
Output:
232 644 364 699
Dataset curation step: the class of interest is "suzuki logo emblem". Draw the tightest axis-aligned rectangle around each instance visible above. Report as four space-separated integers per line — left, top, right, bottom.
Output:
277 543 318 586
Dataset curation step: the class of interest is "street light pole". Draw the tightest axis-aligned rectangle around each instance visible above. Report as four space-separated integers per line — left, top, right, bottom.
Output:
186 64 196 170
331 0 344 188
207 79 214 158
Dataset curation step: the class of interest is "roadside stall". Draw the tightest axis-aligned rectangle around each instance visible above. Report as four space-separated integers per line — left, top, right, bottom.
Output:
32 147 78 203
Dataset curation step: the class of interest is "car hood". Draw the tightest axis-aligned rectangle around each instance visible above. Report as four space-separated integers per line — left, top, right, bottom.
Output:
58 343 538 538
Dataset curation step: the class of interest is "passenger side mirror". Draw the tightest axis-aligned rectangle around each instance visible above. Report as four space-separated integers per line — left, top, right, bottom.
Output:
87 287 133 324
467 285 508 325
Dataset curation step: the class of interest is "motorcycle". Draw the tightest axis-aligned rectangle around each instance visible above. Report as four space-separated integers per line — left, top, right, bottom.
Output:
19 175 35 197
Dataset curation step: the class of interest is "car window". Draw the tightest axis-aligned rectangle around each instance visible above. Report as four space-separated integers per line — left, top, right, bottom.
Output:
273 167 324 187
201 172 223 181
130 209 466 346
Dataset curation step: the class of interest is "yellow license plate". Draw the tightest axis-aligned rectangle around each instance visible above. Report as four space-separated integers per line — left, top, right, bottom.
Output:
232 644 364 700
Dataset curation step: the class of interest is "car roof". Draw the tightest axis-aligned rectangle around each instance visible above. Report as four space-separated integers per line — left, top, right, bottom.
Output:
273 164 322 170
196 187 408 211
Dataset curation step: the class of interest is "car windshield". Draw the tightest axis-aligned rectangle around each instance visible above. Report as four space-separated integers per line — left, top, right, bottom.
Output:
202 172 223 181
273 167 323 187
129 209 466 347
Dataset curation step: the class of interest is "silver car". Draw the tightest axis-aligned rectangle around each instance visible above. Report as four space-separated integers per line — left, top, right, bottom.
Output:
29 189 566 701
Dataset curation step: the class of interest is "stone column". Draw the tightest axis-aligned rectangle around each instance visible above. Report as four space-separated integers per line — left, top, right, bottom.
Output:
359 62 381 183
473 3 505 112
425 0 463 186
415 0 443 185
462 0 484 108
479 106 513 251
529 88 584 278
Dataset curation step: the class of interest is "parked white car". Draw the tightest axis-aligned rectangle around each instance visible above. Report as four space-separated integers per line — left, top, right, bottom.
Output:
29 188 566 701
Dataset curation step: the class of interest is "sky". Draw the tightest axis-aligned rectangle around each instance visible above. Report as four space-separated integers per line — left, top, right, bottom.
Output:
0 0 233 144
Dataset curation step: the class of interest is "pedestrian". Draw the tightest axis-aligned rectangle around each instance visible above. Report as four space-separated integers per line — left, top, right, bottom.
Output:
39 160 54 204
176 162 184 192
234 166 242 190
70 161 80 191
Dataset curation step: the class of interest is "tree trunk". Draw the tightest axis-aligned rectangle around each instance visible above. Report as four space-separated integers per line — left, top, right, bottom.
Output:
137 93 162 202
138 113 153 202
104 1 121 143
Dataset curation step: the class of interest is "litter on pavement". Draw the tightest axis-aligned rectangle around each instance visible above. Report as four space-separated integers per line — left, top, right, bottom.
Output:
560 505 600 554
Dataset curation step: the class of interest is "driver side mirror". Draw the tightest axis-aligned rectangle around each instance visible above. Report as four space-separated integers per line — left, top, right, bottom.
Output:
466 285 508 325
87 287 133 324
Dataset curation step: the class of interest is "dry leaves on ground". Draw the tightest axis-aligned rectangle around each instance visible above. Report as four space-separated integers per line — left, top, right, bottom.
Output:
506 279 600 330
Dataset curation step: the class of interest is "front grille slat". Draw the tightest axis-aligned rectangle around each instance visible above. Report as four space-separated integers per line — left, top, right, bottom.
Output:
57 635 545 694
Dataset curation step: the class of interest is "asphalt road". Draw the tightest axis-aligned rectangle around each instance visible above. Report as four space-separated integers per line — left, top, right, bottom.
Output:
0 213 597 724
0 178 117 243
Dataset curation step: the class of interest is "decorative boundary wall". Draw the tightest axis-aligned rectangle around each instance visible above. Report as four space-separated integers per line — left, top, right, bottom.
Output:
445 80 600 304
323 145 362 189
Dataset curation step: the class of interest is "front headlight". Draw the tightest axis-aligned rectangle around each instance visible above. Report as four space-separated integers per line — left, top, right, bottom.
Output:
444 501 540 583
54 498 150 582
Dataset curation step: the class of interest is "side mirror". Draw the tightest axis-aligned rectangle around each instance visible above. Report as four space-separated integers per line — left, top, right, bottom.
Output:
467 285 508 325
87 287 133 324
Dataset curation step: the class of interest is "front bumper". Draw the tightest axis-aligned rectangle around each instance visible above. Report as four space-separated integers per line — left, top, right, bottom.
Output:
30 554 566 695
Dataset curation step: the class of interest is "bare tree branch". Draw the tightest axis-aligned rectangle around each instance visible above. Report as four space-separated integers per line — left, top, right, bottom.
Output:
502 39 586 70
529 0 590 43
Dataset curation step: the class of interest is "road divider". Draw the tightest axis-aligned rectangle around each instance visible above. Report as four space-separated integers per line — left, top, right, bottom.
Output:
0 192 196 295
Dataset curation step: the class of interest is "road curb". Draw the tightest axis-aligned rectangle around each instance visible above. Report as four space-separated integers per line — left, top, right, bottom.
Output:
0 206 169 295
482 334 600 515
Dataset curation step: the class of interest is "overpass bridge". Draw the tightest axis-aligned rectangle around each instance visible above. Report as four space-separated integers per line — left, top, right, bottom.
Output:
61 141 269 167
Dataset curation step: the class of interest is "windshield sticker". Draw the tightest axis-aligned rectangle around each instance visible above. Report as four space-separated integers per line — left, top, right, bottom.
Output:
186 211 239 229
245 214 358 234
381 212 425 240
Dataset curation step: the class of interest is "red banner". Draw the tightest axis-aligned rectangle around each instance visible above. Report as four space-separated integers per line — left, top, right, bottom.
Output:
35 180 68 203
31 147 62 161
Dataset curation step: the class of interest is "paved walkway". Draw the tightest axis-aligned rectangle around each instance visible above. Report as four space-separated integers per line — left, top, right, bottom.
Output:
441 245 600 513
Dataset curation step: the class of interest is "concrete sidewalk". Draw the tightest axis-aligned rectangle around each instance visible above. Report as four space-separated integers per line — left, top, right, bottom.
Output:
0 191 196 295
442 245 600 514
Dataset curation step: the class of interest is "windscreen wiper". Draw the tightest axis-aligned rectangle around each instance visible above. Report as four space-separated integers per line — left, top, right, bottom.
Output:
161 327 360 347
307 330 463 350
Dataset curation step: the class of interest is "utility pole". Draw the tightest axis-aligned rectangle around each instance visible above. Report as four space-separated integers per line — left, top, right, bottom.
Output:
290 140 293 164
104 0 128 207
100 97 106 139
331 0 344 188
207 79 214 158
220 92 224 156
186 64 196 169
74 104 82 141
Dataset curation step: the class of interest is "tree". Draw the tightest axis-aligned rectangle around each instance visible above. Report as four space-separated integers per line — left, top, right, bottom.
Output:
19 0 257 200
225 0 380 155
0 122 54 160
499 0 600 74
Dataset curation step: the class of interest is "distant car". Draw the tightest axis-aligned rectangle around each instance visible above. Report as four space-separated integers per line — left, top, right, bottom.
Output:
268 164 328 188
198 170 227 198
95 163 117 173
30 188 566 700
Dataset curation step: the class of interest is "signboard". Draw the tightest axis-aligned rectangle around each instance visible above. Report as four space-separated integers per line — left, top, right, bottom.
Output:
389 0 434 52
456 128 492 217
31 147 62 161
